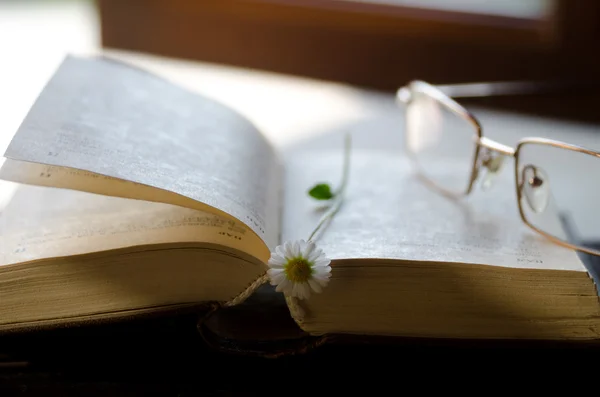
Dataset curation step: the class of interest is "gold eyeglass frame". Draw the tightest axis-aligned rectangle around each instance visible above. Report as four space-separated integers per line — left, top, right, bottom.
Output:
396 80 600 258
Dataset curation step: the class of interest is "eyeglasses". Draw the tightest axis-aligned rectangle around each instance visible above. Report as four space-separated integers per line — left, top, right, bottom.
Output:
396 80 600 258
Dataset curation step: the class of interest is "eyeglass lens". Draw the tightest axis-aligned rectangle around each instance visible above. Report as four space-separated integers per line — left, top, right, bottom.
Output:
517 142 600 256
405 90 478 195
405 86 600 257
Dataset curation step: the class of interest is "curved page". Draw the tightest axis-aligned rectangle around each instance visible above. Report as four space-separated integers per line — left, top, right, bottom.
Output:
0 183 264 269
2 55 280 262
0 159 269 262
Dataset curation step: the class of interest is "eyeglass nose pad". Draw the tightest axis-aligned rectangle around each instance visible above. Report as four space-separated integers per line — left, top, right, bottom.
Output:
480 153 506 191
521 164 550 213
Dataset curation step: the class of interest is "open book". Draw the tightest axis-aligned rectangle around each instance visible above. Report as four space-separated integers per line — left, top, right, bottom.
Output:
1 56 599 351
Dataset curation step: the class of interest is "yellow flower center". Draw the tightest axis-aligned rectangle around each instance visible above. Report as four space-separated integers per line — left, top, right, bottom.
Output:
285 258 313 283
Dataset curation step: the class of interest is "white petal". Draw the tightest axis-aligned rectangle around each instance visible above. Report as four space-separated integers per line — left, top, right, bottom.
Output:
283 241 294 259
298 283 311 300
313 279 328 286
275 245 287 258
313 258 331 268
268 268 285 284
291 282 300 298
308 278 322 293
268 263 285 270
276 278 291 293
267 254 286 268
303 241 317 259
267 268 284 276
297 240 307 256
312 271 331 287
307 248 324 263
312 266 331 280
314 251 328 261
271 273 286 286
313 277 330 288
314 265 331 276
291 241 301 258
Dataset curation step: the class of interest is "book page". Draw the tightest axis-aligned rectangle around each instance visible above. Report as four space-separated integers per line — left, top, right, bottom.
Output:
0 183 263 267
281 149 585 271
0 159 268 262
2 55 280 261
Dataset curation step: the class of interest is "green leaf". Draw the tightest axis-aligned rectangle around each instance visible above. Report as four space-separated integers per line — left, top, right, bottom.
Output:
308 183 335 200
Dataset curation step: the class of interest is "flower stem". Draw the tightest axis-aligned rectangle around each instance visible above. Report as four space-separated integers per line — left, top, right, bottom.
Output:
307 133 351 242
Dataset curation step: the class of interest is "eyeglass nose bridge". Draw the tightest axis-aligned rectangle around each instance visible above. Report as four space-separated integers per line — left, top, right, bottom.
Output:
469 137 515 191
476 137 516 157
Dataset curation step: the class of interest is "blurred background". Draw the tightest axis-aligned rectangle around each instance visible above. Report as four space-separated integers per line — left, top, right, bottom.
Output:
2 0 599 125
97 0 598 88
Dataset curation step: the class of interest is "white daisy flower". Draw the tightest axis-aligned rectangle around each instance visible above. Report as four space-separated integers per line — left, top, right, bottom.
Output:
267 239 331 300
